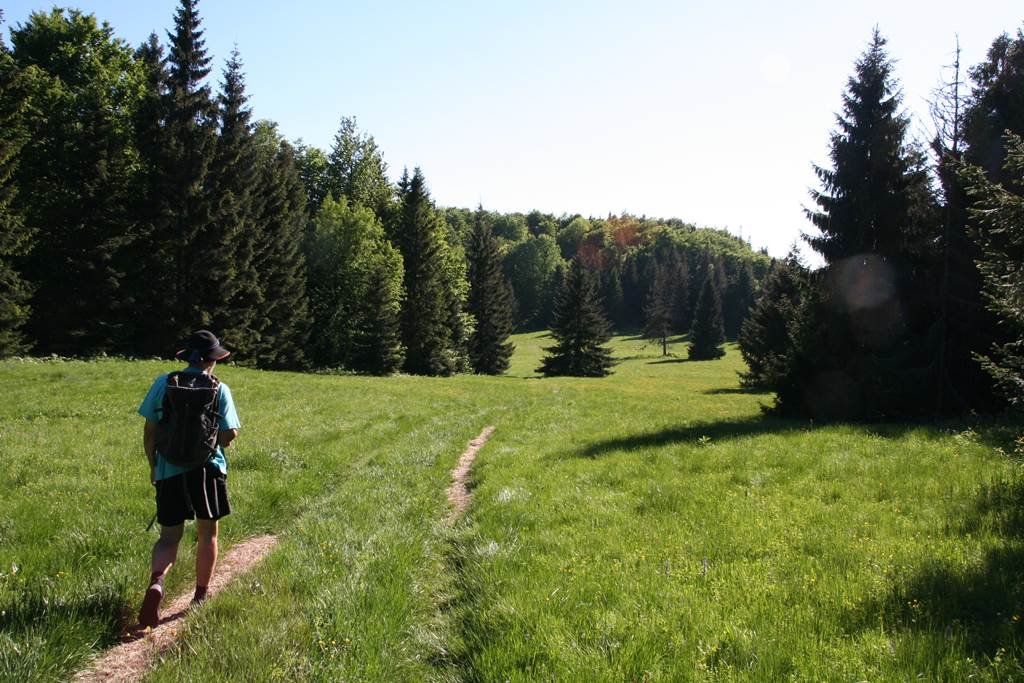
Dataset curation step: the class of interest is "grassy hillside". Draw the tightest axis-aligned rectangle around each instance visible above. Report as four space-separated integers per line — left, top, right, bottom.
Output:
1 334 1021 681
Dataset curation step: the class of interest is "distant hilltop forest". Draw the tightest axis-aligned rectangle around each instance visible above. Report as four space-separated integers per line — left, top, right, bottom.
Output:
0 2 768 374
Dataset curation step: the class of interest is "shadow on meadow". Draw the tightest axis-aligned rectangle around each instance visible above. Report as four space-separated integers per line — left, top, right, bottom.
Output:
845 473 1024 662
0 585 127 651
573 415 811 458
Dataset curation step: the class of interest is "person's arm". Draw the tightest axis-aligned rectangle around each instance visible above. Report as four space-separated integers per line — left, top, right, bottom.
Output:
143 419 158 485
218 428 238 448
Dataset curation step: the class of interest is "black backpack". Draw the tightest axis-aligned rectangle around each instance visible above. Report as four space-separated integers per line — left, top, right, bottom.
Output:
155 371 221 468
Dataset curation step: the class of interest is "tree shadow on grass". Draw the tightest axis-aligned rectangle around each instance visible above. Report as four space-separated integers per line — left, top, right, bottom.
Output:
702 386 770 395
845 474 1024 662
647 357 691 365
572 415 810 459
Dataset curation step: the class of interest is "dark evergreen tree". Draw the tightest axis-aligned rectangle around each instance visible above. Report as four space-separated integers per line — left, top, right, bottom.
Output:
805 29 933 262
152 0 218 348
689 271 726 360
394 168 456 375
600 265 627 330
775 29 941 418
204 48 261 356
961 134 1024 409
621 254 644 329
352 254 405 375
11 9 145 355
248 131 310 369
466 207 515 374
0 19 32 353
669 250 692 334
643 264 673 356
723 259 757 339
738 252 806 387
538 257 614 377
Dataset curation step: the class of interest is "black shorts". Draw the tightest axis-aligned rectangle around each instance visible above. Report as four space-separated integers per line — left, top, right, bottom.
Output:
155 462 231 527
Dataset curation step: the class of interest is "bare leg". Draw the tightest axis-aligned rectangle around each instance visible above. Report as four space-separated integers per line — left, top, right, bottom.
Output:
194 519 218 599
151 523 184 579
139 524 182 627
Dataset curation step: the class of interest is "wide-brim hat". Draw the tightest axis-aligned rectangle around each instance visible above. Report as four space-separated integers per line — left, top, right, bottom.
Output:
175 329 231 362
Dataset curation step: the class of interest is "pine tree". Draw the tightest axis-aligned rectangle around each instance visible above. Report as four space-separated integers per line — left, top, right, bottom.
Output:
688 272 726 360
466 207 515 374
961 133 1024 409
738 251 806 387
0 21 31 353
723 259 757 339
393 168 456 375
600 265 626 330
156 0 218 346
204 48 261 356
352 242 405 375
805 29 933 262
538 257 614 377
669 250 692 334
643 264 673 356
248 130 310 369
776 29 941 418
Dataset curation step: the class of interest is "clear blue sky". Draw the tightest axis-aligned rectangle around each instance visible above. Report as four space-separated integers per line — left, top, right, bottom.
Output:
3 1 1022 257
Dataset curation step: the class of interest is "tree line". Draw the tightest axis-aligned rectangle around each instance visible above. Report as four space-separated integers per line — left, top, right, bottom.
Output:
0 1 768 377
738 28 1024 418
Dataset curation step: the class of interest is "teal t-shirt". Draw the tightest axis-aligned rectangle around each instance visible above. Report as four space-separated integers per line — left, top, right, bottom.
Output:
138 367 241 481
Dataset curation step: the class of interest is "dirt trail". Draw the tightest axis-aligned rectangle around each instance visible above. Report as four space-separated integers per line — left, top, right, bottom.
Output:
447 426 495 523
75 534 278 683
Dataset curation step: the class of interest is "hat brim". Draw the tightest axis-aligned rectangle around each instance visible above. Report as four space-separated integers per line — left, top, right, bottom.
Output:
175 346 231 361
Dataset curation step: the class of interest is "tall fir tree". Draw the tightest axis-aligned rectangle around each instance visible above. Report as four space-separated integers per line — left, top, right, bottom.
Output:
248 127 310 369
151 0 219 349
600 265 627 330
805 29 933 262
738 251 806 387
11 9 145 355
0 19 32 353
723 259 757 339
393 168 457 375
538 257 614 377
961 133 1024 409
669 250 692 334
204 48 261 356
776 29 941 418
466 207 515 374
688 271 726 360
643 264 673 356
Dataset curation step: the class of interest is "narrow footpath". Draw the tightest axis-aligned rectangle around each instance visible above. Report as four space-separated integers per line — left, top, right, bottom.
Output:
447 426 495 523
75 534 278 683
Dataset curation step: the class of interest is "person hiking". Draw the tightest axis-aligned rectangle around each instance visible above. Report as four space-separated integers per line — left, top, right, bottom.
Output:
135 329 241 629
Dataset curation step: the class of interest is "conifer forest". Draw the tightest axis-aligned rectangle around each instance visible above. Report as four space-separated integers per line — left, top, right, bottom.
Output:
0 1 1021 414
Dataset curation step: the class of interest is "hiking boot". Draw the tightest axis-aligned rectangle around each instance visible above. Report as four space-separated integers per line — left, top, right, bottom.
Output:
138 583 163 629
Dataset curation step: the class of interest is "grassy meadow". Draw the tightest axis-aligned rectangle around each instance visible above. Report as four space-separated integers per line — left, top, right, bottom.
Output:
1 333 1022 681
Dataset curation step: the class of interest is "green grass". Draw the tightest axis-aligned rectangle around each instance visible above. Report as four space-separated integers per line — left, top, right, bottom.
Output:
1 334 1022 681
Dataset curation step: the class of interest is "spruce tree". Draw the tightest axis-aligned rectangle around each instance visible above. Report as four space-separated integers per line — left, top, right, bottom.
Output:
352 242 405 375
156 0 218 346
738 251 806 387
466 207 515 374
204 48 261 356
538 257 614 377
688 272 726 360
248 129 310 369
806 29 933 262
723 259 757 339
0 22 31 353
961 133 1024 409
393 168 456 375
600 266 626 330
643 264 673 356
669 250 692 334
